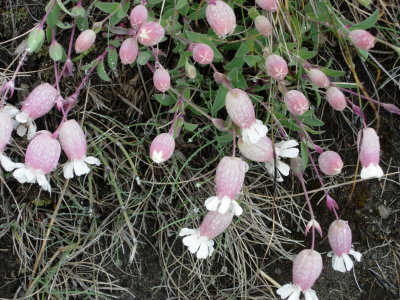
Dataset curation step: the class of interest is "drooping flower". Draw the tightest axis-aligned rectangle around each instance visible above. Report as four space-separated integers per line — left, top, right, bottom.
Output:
254 15 273 37
75 29 96 53
119 37 139 65
277 249 322 300
179 210 234 259
153 67 171 93
137 22 165 46
326 87 347 111
15 83 59 139
237 136 274 162
225 88 268 144
348 29 375 50
284 90 309 116
13 132 61 192
265 140 299 182
358 127 383 179
149 133 175 163
129 5 148 28
265 54 288 81
0 111 18 171
328 220 362 272
59 119 100 179
205 156 248 215
206 0 236 37
318 150 343 176
255 0 278 12
307 69 330 88
192 43 214 65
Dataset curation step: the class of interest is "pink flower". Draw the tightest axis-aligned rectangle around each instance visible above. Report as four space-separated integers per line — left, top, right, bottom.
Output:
328 220 362 272
153 67 171 93
318 150 343 176
307 69 330 88
15 83 59 139
137 22 165 46
192 43 214 65
265 54 288 81
149 133 175 163
277 249 322 300
326 87 347 111
255 0 278 12
206 0 236 37
59 120 100 179
179 210 234 259
13 132 61 191
358 127 383 179
238 136 274 162
129 5 148 28
0 111 18 171
225 88 268 144
75 29 96 53
348 29 375 50
254 15 273 37
284 90 309 116
119 38 139 65
205 156 248 215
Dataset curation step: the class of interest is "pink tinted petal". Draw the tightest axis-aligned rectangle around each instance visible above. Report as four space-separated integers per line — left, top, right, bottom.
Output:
328 220 352 257
137 22 165 46
59 119 87 160
206 0 236 37
199 210 234 240
192 43 214 65
119 38 139 65
307 69 330 88
284 90 309 116
326 87 347 111
21 83 58 120
153 67 171 93
129 5 148 28
292 249 323 291
265 54 288 81
215 156 247 199
238 136 274 162
75 29 96 53
255 0 278 12
254 15 273 37
318 150 343 175
349 29 375 50
225 88 256 128
149 133 175 163
359 127 380 168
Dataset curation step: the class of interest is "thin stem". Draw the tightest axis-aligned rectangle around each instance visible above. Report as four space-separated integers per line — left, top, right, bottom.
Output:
298 175 316 250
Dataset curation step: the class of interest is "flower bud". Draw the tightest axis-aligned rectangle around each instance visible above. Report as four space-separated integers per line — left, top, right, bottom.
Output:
277 249 322 300
179 210 234 259
284 90 309 116
205 156 247 215
307 68 330 88
59 120 100 178
129 5 148 28
326 87 347 111
49 42 63 62
185 62 197 79
255 0 278 12
119 38 139 65
75 29 96 53
238 136 273 162
192 43 214 65
153 67 171 93
348 29 375 50
150 133 175 163
206 0 236 37
265 54 288 81
16 83 59 139
13 132 61 191
27 27 45 53
318 150 343 175
225 88 268 144
254 15 273 36
137 22 165 46
0 111 17 171
358 127 383 179
328 220 362 272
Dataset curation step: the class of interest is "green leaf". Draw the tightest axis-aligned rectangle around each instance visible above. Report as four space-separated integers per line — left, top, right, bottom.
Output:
299 111 325 127
110 2 130 26
243 55 262 67
300 141 309 168
77 14 88 31
248 7 259 20
187 5 206 20
154 94 176 106
46 2 60 27
176 0 188 10
27 27 45 53
350 10 379 30
56 0 74 16
137 51 151 65
49 42 63 61
71 6 86 17
95 2 119 13
107 47 118 70
56 20 72 29
358 0 372 8
319 67 345 77
224 57 244 71
235 43 250 57
185 31 222 60
96 60 111 82
299 49 317 60
216 132 233 147
183 122 198 132
211 85 228 116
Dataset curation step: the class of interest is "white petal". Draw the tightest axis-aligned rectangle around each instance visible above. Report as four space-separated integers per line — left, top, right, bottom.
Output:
278 147 299 158
196 241 210 259
277 284 298 299
13 167 28 183
179 228 196 237
361 164 384 179
287 288 301 300
277 161 290 176
151 150 165 163
304 289 318 300
63 161 74 179
0 155 17 172
218 196 232 214
277 140 299 150
37 173 51 192
16 125 27 137
332 255 346 272
3 105 19 117
232 200 243 216
204 196 220 211
264 161 274 174
350 249 362 262
343 253 354 271
24 168 36 183
207 241 215 257
84 156 101 166
15 111 29 123
327 251 334 257
73 159 90 176
253 120 269 136
27 121 37 140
